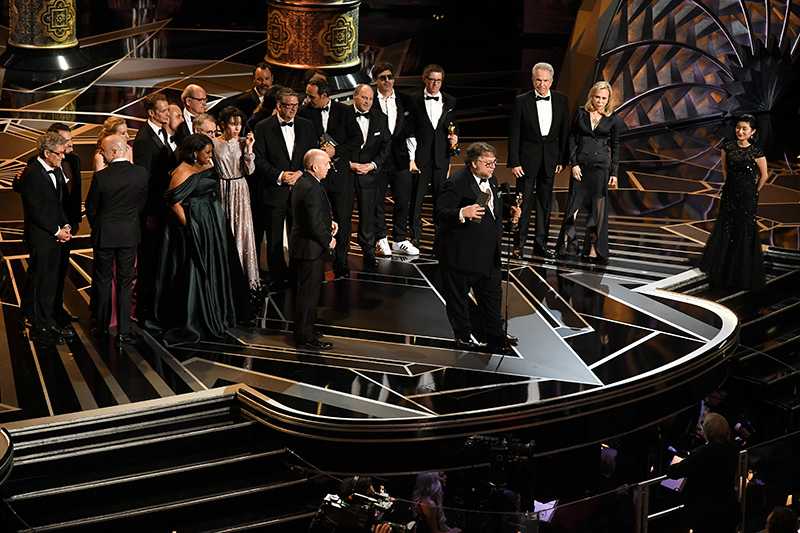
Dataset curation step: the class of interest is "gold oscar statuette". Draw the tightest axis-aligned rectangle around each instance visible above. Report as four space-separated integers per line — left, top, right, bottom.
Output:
447 122 460 157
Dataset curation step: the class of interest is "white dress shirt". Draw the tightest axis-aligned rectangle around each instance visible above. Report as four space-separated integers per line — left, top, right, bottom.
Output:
148 120 177 152
535 91 553 137
320 103 330 132
424 90 443 127
278 119 295 185
377 90 397 134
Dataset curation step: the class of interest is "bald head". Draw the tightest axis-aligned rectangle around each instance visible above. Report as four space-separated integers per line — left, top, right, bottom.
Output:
182 83 207 115
303 148 331 180
100 134 128 164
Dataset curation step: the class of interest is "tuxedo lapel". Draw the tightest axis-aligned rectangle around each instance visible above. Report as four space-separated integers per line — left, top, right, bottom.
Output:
436 93 452 130
525 93 543 137
272 120 291 161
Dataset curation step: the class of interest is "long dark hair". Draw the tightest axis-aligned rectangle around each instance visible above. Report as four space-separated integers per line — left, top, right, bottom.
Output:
178 133 212 164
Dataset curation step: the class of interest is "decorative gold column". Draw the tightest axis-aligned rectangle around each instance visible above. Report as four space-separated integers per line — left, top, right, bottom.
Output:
9 0 78 51
265 0 360 70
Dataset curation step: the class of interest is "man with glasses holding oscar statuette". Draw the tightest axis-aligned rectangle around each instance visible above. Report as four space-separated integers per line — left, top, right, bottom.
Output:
175 84 208 145
408 64 459 250
253 88 317 290
435 142 520 354
19 132 76 345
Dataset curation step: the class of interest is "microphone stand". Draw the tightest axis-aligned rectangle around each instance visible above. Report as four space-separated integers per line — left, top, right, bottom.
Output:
501 184 522 359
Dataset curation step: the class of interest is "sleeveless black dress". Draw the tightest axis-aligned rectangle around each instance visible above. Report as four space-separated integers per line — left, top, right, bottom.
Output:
699 141 765 290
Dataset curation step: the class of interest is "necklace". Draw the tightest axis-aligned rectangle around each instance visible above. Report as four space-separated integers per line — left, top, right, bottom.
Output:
590 113 601 129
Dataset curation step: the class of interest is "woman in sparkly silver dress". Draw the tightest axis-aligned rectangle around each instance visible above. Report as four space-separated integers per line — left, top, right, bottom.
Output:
212 106 261 310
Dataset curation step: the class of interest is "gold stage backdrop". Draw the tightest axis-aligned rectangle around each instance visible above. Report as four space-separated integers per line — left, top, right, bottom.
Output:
8 0 78 49
265 0 361 70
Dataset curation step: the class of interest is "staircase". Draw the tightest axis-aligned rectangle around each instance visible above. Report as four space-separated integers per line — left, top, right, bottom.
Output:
0 389 319 532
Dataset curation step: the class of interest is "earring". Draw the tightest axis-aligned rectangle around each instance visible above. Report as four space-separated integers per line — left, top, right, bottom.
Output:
192 154 197 164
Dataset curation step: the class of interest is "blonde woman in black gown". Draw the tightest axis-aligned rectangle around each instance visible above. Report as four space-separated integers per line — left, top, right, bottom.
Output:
699 114 768 289
556 81 621 264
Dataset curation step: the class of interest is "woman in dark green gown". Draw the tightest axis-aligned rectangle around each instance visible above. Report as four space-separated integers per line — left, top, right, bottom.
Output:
151 133 236 345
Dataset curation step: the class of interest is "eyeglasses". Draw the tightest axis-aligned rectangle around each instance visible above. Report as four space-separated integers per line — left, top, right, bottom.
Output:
425 77 443 84
47 149 67 157
189 96 208 103
478 159 497 167
378 74 394 81
279 102 299 108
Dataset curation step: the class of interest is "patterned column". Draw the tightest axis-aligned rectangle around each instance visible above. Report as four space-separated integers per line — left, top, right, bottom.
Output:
265 0 361 70
9 0 78 50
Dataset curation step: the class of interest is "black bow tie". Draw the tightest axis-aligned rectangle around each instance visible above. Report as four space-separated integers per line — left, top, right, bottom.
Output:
425 95 439 101
320 106 330 113
535 95 550 101
355 111 369 118
280 121 294 127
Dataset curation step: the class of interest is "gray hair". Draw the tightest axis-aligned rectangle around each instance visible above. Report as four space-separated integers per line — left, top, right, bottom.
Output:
532 62 555 77
464 141 497 165
276 87 299 104
38 131 67 156
192 113 216 134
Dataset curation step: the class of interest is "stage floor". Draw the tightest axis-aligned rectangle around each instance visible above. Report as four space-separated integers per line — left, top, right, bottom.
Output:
0 19 798 445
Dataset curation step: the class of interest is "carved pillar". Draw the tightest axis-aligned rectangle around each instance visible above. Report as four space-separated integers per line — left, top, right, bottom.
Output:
2 0 88 76
264 0 361 70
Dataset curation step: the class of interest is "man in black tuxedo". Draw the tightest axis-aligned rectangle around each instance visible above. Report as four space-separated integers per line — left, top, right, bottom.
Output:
234 63 273 119
371 61 419 257
435 142 520 353
507 62 570 259
409 64 459 250
253 87 317 288
85 136 149 346
299 77 361 279
133 92 178 320
19 132 77 345
175 83 207 145
290 149 336 350
348 84 391 268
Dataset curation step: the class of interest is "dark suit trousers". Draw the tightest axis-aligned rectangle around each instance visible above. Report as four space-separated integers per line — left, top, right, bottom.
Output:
410 167 447 244
54 241 71 313
328 186 354 266
515 164 555 250
27 244 61 329
263 198 292 282
93 246 137 335
376 168 411 242
293 255 325 343
440 262 504 342
355 177 378 255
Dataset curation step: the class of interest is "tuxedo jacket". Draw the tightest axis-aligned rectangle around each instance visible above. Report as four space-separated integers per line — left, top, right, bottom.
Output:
298 101 362 191
234 88 261 119
133 122 178 218
507 89 570 178
369 90 415 170
435 166 510 273
19 160 70 248
84 161 149 249
348 107 391 188
289 172 333 260
174 109 194 146
409 90 458 170
23 152 82 231
253 114 317 207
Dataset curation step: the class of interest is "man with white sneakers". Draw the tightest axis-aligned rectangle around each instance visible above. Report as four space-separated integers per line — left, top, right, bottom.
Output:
371 61 419 257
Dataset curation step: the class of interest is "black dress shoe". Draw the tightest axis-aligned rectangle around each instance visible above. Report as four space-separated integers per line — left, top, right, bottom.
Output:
532 245 556 259
32 327 64 345
363 253 379 268
116 331 143 346
299 339 333 350
48 325 75 339
55 309 80 323
314 330 323 339
454 338 486 350
333 263 350 280
487 334 519 349
90 326 109 339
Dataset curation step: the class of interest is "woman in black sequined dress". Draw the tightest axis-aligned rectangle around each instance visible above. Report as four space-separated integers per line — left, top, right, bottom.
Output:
699 114 768 290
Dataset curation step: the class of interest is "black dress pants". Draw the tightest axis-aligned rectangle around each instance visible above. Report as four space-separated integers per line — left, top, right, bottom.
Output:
410 166 447 244
328 185 355 267
515 164 555 250
440 262 504 342
293 255 325 343
93 246 137 335
376 167 411 242
355 177 378 255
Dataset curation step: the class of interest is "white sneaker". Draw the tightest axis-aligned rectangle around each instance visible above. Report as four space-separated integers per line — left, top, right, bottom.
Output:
376 237 392 256
392 240 420 256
